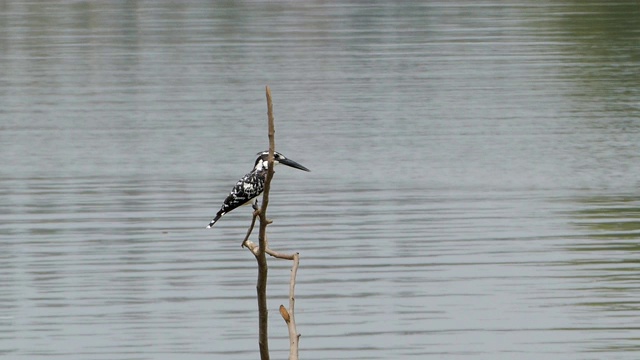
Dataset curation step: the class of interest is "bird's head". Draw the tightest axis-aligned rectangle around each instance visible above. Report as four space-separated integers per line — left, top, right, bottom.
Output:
254 150 310 172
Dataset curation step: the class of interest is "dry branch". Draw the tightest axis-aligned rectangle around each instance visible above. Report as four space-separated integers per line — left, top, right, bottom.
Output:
254 86 276 360
282 253 301 360
241 86 301 360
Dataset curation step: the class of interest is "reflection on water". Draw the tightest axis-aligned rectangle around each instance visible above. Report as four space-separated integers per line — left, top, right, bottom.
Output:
1 1 640 359
562 196 640 354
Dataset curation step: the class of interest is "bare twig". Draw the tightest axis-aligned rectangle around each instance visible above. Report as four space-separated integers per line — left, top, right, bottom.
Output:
253 85 276 360
243 240 297 260
242 86 301 360
280 253 300 360
265 247 295 260
241 209 260 248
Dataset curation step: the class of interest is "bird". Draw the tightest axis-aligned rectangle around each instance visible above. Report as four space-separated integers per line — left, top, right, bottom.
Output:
206 150 310 228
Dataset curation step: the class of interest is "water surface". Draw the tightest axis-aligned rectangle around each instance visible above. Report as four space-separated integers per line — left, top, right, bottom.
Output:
1 1 640 359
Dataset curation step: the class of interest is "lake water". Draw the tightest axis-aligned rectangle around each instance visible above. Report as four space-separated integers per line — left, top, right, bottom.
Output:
1 1 640 359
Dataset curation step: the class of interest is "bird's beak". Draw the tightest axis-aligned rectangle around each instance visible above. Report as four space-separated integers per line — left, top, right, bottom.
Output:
279 158 310 172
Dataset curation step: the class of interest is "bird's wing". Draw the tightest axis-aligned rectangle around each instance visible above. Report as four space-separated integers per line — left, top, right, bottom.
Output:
207 170 265 228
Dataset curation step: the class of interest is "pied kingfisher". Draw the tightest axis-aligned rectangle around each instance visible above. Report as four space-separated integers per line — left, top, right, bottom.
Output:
206 150 310 228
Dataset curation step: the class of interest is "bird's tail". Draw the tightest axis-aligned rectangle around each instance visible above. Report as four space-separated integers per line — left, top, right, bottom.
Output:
206 212 224 228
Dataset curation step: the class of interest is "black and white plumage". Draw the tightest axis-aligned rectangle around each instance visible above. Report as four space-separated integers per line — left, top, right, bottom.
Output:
206 150 310 228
